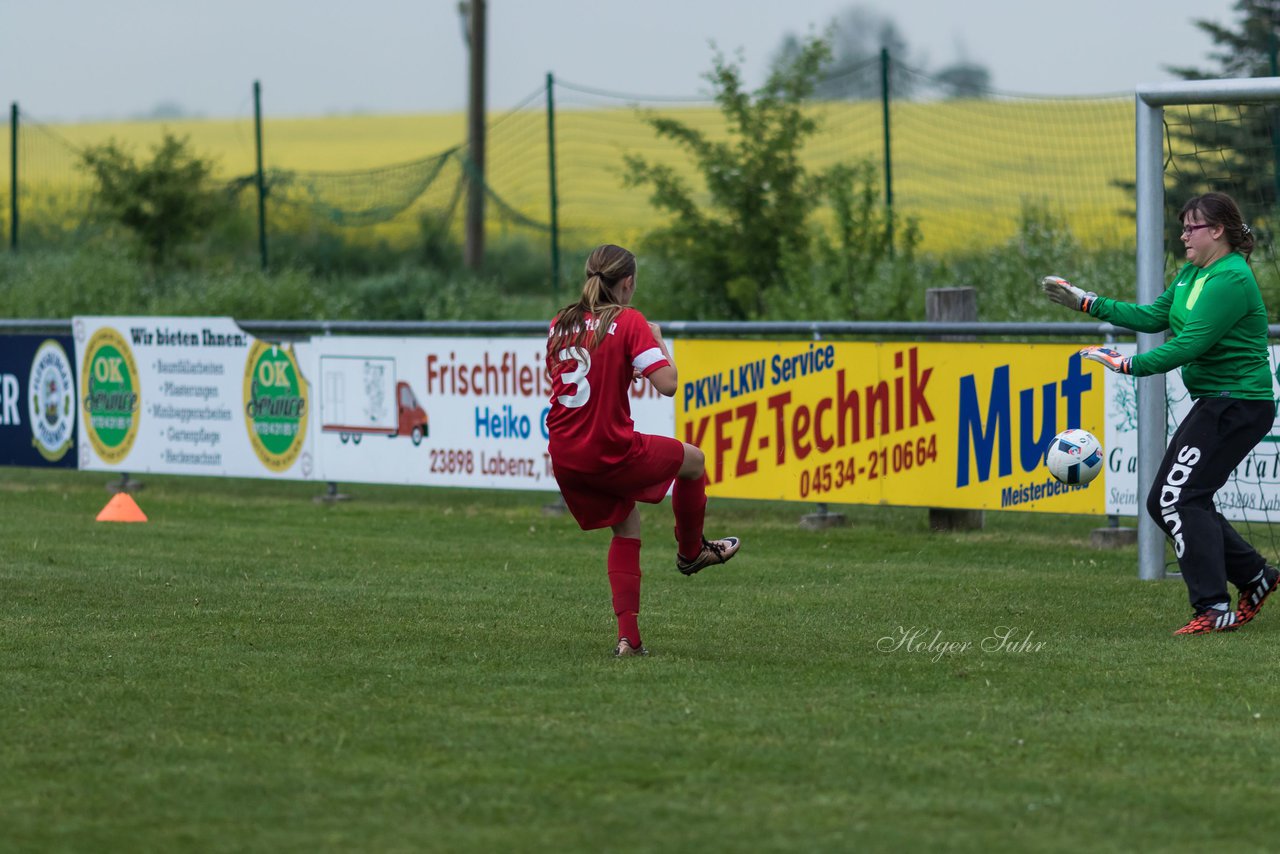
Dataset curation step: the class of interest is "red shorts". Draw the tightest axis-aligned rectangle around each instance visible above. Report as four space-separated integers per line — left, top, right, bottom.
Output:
552 433 684 530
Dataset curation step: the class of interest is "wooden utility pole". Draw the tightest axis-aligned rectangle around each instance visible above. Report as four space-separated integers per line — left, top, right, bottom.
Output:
463 0 486 271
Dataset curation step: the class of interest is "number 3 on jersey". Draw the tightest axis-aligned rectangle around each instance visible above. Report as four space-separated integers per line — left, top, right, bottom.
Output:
556 347 591 408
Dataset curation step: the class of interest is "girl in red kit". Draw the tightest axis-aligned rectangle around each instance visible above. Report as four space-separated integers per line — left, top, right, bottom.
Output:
545 244 741 657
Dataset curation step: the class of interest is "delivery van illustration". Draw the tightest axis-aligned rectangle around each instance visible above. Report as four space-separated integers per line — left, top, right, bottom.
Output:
320 355 429 445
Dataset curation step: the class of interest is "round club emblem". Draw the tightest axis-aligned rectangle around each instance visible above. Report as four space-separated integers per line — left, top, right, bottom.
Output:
81 327 140 465
243 341 309 472
28 339 76 462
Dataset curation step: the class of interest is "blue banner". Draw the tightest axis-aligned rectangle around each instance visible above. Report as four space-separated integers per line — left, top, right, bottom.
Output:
0 335 78 468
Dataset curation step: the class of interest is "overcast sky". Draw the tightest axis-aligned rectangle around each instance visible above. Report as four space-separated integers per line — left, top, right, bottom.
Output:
1 0 1244 122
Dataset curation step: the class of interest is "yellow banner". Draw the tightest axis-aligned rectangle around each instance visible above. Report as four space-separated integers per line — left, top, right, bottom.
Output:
674 341 1106 513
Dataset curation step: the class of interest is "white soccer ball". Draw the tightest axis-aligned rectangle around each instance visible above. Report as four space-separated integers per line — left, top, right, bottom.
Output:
1044 428 1104 485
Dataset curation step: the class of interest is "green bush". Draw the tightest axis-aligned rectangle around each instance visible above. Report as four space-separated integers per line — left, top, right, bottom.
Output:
625 37 836 320
0 207 1171 326
937 204 1136 322
0 246 559 322
0 246 152 316
265 223 407 277
79 133 234 266
758 160 926 321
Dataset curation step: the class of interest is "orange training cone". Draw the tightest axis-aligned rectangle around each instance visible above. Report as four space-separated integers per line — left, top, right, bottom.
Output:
96 492 148 523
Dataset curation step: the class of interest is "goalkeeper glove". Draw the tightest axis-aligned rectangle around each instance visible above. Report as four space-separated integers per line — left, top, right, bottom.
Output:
1041 275 1097 313
1079 345 1131 374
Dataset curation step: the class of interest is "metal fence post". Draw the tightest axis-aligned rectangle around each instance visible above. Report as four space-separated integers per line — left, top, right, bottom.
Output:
253 81 268 271
9 103 17 252
546 72 560 298
880 47 894 259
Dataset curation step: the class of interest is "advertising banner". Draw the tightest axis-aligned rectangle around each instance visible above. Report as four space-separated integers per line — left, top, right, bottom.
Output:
675 340 1107 513
73 317 315 479
43 321 1280 524
0 335 78 468
292 336 675 490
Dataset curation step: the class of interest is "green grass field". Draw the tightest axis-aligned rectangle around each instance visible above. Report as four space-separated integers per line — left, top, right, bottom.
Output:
4 467 1279 852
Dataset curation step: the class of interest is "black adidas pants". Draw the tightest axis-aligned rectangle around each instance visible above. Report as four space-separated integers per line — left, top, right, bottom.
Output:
1145 396 1274 612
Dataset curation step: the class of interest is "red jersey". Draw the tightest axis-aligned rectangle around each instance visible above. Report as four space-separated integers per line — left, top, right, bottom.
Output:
545 307 670 471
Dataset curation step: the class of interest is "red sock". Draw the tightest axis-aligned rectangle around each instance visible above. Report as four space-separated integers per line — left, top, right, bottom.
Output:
608 536 642 644
673 473 707 560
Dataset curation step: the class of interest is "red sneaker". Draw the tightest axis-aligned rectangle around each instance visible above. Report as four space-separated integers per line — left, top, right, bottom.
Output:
1236 565 1279 626
1173 608 1239 635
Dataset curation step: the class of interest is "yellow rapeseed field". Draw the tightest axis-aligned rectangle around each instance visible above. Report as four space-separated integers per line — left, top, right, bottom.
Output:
5 97 1138 254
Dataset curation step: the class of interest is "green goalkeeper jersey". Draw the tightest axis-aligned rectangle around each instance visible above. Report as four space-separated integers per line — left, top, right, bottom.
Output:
1087 252 1274 401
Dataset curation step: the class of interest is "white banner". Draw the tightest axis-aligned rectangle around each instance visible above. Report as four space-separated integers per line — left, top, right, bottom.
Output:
74 317 316 479
292 335 677 490
1103 343 1280 522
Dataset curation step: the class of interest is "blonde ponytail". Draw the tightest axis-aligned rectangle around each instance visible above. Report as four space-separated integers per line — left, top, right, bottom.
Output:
548 245 637 362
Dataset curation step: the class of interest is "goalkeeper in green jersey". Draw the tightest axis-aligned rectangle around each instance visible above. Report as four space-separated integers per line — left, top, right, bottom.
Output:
1042 192 1277 635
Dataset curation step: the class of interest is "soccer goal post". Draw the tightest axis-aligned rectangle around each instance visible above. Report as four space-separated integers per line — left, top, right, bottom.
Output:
1135 77 1280 581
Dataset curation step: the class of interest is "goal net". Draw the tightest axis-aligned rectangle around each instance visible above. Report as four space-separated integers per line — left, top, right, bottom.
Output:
1134 78 1280 579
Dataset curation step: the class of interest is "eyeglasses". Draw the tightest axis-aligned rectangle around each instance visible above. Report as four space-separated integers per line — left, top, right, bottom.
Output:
1181 223 1214 236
